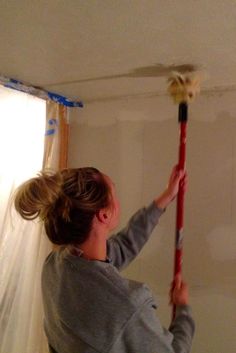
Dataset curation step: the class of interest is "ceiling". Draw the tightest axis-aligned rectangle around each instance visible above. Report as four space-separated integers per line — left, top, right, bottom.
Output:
1 0 236 103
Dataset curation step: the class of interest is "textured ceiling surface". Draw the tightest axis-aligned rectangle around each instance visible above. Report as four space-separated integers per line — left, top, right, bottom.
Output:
1 1 236 102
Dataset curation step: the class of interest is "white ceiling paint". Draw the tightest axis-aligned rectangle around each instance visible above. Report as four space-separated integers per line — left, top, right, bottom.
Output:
1 0 236 102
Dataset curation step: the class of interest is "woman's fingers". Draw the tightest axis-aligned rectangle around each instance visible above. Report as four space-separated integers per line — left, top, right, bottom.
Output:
169 274 189 306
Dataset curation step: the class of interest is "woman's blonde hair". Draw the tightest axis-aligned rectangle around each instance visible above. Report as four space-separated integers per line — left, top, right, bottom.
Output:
14 168 111 245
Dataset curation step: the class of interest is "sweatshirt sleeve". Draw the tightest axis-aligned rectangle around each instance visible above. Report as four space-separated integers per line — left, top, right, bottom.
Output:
110 300 195 353
107 202 165 271
169 305 195 353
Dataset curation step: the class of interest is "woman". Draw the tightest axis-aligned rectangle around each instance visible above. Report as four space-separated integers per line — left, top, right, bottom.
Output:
14 166 194 353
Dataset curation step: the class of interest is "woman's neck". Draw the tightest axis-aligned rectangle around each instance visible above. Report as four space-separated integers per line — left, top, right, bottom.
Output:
74 228 107 261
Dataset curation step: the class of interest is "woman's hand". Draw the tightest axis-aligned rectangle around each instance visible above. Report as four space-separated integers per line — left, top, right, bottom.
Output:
169 274 189 306
155 165 187 209
167 165 187 200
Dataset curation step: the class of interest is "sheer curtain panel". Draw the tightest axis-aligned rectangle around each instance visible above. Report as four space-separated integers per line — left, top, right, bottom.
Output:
0 86 48 353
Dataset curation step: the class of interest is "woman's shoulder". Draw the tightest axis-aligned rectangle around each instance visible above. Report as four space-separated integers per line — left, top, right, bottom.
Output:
42 247 157 311
103 265 154 304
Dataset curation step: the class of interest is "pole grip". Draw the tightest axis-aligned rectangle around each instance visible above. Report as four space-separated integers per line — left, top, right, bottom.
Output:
179 102 188 122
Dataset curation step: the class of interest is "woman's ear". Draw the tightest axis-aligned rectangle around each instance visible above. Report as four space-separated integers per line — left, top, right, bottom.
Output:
96 208 111 225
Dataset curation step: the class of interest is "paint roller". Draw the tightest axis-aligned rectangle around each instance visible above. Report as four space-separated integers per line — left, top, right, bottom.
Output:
167 70 202 320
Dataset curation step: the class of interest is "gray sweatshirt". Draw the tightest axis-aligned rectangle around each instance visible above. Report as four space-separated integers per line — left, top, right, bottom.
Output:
42 202 195 353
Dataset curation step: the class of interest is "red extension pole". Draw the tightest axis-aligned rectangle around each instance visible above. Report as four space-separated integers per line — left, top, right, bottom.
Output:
172 102 188 320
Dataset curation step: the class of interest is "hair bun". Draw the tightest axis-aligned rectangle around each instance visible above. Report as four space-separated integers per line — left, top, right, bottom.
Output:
14 171 62 221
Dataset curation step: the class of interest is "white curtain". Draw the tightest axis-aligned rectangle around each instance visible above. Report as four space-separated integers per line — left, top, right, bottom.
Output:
0 87 65 353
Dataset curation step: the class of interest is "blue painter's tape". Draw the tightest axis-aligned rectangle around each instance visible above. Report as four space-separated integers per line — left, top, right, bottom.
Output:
45 129 56 136
48 118 58 125
47 92 84 107
0 75 84 108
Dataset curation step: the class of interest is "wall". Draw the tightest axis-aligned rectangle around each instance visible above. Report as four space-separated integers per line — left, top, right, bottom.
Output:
68 91 236 353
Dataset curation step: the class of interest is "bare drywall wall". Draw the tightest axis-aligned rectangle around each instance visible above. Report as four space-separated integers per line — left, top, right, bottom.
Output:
68 92 236 353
